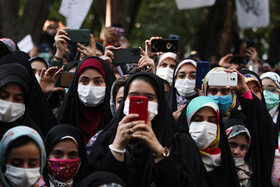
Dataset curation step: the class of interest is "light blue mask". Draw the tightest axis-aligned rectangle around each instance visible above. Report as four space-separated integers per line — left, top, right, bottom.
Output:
207 94 232 114
65 88 69 93
263 90 280 111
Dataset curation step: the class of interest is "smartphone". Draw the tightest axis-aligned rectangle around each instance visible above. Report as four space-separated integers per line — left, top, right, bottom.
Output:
208 72 237 87
60 72 75 88
129 96 148 124
195 61 210 89
112 48 141 64
64 29 90 44
151 39 178 53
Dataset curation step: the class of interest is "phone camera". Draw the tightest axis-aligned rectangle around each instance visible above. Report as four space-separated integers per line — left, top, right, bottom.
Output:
137 100 143 104
166 43 172 49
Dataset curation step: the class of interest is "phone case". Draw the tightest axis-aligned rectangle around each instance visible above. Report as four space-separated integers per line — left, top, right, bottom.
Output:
129 96 148 124
64 29 90 44
208 72 237 87
151 39 178 53
112 48 141 64
60 72 75 87
195 61 210 89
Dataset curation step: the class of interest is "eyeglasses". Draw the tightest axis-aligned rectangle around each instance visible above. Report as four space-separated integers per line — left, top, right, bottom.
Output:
262 85 280 93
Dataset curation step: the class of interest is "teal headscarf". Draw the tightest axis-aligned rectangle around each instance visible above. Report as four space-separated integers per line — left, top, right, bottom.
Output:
0 126 46 186
186 96 220 125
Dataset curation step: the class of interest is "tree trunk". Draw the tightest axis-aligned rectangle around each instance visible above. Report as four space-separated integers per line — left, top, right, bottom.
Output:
1 0 54 43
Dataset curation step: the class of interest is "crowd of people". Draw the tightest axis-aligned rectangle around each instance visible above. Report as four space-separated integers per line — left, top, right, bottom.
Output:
0 19 280 187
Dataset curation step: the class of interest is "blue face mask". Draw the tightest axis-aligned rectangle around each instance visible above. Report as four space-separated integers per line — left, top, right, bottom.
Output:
208 94 233 114
263 90 280 111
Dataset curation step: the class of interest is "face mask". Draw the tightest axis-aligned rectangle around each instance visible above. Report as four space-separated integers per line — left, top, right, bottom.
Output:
78 85 106 107
233 157 245 167
175 78 196 98
189 121 217 150
207 94 232 114
123 100 158 121
156 67 174 86
65 88 69 93
5 165 40 187
263 90 280 111
35 74 40 82
0 99 25 123
47 158 81 182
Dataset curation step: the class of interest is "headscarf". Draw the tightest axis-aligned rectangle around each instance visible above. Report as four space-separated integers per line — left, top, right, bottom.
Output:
77 171 126 187
0 53 57 137
202 67 237 118
186 96 239 186
57 57 116 144
0 126 46 186
29 56 49 68
260 72 280 89
186 96 221 171
156 52 178 69
0 41 11 59
0 38 18 52
44 124 88 186
167 58 198 113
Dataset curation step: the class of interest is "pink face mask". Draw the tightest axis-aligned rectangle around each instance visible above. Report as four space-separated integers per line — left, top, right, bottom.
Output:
47 158 81 182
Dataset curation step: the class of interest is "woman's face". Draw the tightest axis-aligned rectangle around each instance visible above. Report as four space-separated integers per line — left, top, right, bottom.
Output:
31 61 46 77
78 68 106 87
159 58 176 70
115 86 124 111
49 139 79 160
126 79 158 103
207 86 232 96
247 81 262 101
191 106 217 124
176 63 196 80
0 83 24 103
228 134 249 158
262 78 280 96
6 141 40 168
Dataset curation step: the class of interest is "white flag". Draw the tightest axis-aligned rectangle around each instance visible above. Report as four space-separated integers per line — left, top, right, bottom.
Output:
176 0 215 10
235 0 270 28
59 0 94 29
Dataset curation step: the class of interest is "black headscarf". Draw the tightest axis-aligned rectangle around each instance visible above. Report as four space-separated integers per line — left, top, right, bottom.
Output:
0 41 11 59
0 53 57 137
77 171 126 187
44 124 88 186
0 63 41 138
88 72 207 187
57 56 116 143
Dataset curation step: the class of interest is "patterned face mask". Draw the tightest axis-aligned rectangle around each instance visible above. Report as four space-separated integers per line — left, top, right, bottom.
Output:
47 158 81 182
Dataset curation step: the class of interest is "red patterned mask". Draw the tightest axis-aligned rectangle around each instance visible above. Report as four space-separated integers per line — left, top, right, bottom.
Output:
47 158 81 182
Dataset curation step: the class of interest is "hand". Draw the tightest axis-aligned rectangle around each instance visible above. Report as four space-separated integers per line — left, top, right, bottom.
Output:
145 36 163 59
224 69 249 95
102 45 122 69
39 67 64 95
245 47 258 62
131 113 164 157
172 104 186 122
138 47 155 73
219 53 233 68
54 28 71 58
77 34 96 60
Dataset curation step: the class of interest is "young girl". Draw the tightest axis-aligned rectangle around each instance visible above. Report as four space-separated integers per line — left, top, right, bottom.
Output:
0 126 46 187
44 124 88 186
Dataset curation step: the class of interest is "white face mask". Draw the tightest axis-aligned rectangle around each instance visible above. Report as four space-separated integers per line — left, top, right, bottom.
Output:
0 99 25 123
189 121 217 150
233 157 245 166
123 100 158 121
175 78 196 98
5 165 41 187
78 85 106 107
35 74 40 82
156 67 174 86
